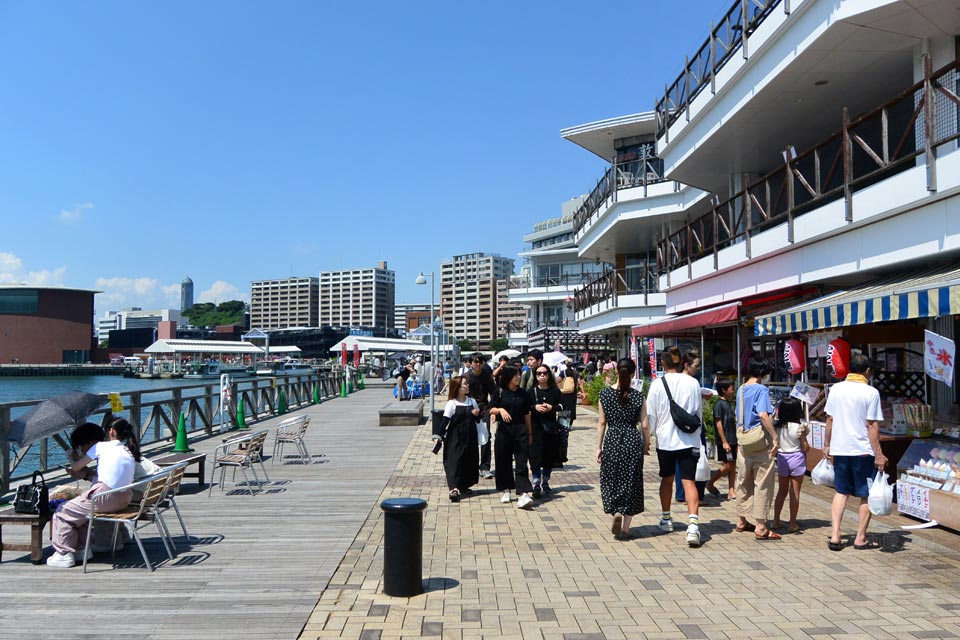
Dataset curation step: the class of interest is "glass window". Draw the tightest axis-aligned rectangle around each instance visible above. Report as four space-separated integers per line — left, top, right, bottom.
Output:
0 289 38 314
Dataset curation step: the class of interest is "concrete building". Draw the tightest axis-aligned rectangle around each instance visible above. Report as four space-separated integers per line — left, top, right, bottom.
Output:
394 303 439 334
565 0 960 392
0 285 98 363
97 308 183 344
440 253 517 351
249 277 319 330
319 262 395 331
180 277 194 313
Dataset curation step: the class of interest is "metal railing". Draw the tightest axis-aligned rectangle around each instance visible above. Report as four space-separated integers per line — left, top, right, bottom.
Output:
657 56 960 276
509 273 603 289
0 368 362 494
572 159 675 235
573 266 659 313
655 0 785 140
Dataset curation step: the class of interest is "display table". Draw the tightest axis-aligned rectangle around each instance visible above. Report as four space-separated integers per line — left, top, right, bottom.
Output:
804 426 914 480
896 435 960 530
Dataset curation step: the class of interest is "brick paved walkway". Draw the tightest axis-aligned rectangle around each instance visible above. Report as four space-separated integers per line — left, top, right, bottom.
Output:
302 407 960 640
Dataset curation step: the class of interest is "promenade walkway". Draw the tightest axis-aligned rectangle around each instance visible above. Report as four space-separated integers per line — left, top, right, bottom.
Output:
0 383 414 640
302 405 960 640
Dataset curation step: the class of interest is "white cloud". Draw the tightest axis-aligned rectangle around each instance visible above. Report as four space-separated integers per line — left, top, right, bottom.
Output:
94 276 180 309
198 280 247 304
0 252 66 286
58 202 93 223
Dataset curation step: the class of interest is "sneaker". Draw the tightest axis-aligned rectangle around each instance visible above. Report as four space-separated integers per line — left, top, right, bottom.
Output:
542 482 552 495
517 493 534 509
500 491 511 504
46 551 76 568
658 518 674 533
686 524 701 547
481 470 495 479
532 484 542 499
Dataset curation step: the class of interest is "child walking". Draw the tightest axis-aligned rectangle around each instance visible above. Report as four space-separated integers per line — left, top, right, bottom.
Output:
706 380 737 500
772 397 809 532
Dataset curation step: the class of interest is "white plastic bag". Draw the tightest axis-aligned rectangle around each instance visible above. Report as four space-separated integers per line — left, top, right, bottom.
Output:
476 421 489 447
867 470 893 515
695 444 711 482
811 458 835 487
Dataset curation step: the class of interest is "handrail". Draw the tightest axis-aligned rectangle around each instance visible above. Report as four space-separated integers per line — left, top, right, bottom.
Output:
0 368 364 493
509 273 603 289
573 266 659 313
657 56 960 276
572 159 674 235
655 0 784 140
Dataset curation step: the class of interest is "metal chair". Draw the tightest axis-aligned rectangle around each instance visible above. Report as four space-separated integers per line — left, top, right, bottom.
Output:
209 430 270 495
272 415 310 465
156 461 190 545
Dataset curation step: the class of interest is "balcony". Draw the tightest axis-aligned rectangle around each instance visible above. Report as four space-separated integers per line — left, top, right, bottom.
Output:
572 157 675 237
573 267 667 334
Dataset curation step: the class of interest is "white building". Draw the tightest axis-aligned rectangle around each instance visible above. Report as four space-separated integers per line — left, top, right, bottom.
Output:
319 262 395 331
566 0 960 389
440 253 518 351
250 277 319 330
97 308 182 343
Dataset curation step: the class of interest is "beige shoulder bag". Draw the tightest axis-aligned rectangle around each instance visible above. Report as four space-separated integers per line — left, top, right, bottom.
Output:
736 386 768 454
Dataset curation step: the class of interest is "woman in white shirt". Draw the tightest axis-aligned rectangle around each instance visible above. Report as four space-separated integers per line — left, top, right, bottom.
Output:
772 397 809 532
434 376 481 502
47 419 139 568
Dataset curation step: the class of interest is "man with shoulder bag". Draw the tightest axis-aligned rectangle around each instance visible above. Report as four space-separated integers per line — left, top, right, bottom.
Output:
466 353 498 479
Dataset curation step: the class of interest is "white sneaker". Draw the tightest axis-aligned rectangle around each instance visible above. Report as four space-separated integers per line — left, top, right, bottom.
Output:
686 524 701 547
46 551 76 568
517 493 534 509
500 491 511 504
658 518 674 533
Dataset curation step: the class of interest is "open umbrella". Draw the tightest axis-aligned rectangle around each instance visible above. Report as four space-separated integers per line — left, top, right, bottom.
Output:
7 391 107 448
543 351 569 369
493 349 521 361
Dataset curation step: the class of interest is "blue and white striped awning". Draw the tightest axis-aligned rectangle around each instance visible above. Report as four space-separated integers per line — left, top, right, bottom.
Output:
754 265 960 337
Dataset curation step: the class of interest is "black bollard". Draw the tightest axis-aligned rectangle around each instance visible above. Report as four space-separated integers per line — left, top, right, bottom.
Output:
380 497 428 597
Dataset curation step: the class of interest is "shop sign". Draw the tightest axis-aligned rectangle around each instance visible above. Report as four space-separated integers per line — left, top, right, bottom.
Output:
790 381 821 405
897 481 931 520
924 330 955 387
808 330 842 358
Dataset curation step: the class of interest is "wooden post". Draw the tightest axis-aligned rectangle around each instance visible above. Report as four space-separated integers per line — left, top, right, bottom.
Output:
741 0 749 60
684 55 691 122
814 148 821 195
710 21 717 95
881 107 889 164
785 147 795 243
784 0 791 14
0 406 10 494
664 83 670 144
713 201 719 271
130 391 143 442
743 174 752 259
842 107 853 221
924 54 937 192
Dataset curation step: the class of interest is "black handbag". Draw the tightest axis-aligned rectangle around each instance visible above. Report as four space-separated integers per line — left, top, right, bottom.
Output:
660 377 702 434
534 389 559 433
14 471 50 516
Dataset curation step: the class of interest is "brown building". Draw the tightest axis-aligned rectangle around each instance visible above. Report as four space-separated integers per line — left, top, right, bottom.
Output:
0 285 98 364
250 277 319 330
440 253 516 350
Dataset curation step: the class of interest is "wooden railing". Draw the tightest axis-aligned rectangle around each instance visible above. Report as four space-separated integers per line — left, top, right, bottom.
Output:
573 266 659 314
657 56 960 276
655 0 785 140
571 160 674 236
0 367 363 494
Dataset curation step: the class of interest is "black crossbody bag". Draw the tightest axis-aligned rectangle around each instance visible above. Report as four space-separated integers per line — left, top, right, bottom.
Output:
14 471 50 516
660 377 702 434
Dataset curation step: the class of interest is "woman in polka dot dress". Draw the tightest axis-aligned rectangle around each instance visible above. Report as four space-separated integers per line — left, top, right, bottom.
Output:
597 358 649 540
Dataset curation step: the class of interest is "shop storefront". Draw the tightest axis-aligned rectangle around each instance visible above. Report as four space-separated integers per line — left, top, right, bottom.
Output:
754 264 960 529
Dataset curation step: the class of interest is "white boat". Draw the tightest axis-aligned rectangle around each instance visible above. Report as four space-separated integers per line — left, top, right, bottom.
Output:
184 361 253 379
256 359 314 376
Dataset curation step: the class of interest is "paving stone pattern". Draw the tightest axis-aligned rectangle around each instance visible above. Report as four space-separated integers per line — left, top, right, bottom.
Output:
301 406 960 639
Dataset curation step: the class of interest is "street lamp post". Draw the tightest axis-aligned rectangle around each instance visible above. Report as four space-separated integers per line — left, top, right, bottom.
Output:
415 272 435 415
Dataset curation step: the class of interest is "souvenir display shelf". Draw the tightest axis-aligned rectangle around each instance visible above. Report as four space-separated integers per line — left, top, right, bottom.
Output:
804 420 914 481
896 434 960 529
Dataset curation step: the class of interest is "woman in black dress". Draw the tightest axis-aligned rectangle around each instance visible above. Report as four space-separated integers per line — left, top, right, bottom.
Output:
528 364 562 498
435 376 480 502
489 366 535 509
597 358 649 540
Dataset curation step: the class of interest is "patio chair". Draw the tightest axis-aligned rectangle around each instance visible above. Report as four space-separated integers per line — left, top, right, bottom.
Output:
83 472 175 573
156 461 190 546
272 415 310 465
209 430 270 495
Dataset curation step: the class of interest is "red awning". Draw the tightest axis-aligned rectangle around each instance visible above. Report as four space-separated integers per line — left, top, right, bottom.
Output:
632 302 740 338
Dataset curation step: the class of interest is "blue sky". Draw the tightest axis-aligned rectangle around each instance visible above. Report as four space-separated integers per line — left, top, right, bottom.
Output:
0 1 723 313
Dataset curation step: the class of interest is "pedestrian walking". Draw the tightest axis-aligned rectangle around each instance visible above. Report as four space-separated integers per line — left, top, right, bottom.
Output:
597 358 649 540
557 358 578 422
489 365 535 509
435 376 480 502
772 396 809 532
465 353 498 479
675 349 707 504
734 358 781 541
528 364 562 498
706 380 737 500
823 353 886 551
645 346 704 547
519 349 543 391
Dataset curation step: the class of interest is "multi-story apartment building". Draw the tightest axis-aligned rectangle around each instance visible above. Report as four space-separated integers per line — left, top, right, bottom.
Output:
440 253 516 350
509 197 611 353
249 277 319 330
319 262 395 331
567 0 960 401
394 302 439 334
97 308 183 344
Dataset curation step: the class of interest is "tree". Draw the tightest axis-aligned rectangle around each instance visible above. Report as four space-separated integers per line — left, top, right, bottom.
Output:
488 338 509 353
181 300 246 327
456 338 474 352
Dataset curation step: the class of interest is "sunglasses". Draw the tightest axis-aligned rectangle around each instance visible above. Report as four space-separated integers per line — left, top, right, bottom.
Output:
536 371 550 376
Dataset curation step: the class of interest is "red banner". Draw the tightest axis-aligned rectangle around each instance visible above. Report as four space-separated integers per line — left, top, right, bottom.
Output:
341 343 348 366
647 338 657 379
353 344 360 367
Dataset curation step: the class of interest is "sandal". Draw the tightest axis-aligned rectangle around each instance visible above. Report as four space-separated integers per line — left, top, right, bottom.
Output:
828 540 844 551
614 530 635 541
706 484 720 497
853 541 880 550
735 523 756 533
788 524 800 533
755 530 782 541
611 514 623 536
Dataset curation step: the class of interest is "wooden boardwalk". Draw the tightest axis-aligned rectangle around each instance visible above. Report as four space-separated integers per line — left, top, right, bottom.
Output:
0 383 419 640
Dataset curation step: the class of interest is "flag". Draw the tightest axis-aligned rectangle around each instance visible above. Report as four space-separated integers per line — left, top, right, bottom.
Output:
341 342 348 366
924 329 955 387
353 343 361 367
647 338 657 379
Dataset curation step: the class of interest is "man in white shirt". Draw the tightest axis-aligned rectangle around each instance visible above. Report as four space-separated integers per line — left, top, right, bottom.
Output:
644 347 704 547
823 353 886 551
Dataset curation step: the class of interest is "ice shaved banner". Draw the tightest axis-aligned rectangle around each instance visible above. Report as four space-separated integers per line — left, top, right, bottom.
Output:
924 330 955 387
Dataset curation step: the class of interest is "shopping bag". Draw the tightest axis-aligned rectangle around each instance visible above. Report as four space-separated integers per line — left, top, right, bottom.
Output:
695 445 711 482
476 421 489 447
867 470 893 515
811 458 835 487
